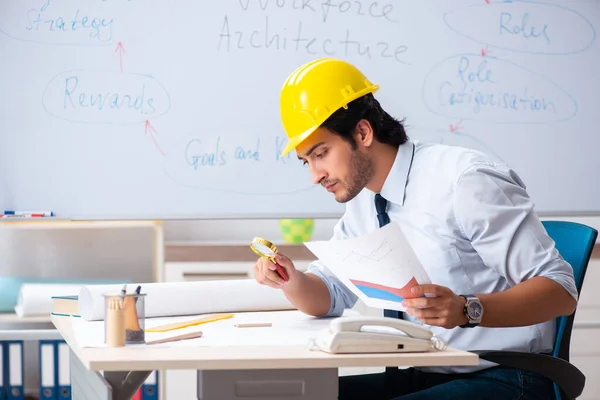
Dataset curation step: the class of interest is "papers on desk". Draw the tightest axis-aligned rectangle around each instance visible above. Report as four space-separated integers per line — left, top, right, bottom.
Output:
14 283 84 317
71 310 341 348
304 222 431 312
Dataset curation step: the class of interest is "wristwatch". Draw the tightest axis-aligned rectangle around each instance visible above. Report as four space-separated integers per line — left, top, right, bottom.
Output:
459 294 483 328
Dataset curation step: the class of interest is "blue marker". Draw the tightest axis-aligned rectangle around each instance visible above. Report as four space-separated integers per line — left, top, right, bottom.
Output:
4 211 54 217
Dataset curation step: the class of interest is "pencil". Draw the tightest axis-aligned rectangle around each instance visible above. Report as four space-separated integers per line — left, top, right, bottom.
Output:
146 331 203 345
235 322 272 328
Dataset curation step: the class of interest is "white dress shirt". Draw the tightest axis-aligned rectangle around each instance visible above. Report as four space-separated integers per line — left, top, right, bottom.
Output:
307 139 578 373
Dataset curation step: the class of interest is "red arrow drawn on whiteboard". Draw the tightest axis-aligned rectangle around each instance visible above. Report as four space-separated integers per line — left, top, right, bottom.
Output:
144 120 166 156
449 120 464 132
481 45 490 56
115 41 125 72
485 0 491 4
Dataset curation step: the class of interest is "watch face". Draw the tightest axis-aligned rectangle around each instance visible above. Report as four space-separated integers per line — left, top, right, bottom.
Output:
468 301 483 319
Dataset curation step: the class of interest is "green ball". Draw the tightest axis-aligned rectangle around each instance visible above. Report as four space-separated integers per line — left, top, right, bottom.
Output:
279 219 315 243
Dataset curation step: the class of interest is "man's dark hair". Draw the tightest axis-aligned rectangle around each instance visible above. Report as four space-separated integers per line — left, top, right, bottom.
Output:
320 93 408 149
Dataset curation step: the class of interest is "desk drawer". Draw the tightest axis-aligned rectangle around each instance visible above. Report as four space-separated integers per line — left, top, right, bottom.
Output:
164 262 251 282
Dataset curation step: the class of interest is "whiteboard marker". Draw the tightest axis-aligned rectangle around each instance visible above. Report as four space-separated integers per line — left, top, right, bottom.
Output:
6 211 54 217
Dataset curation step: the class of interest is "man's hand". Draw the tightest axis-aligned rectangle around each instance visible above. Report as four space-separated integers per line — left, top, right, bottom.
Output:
402 284 467 329
253 253 298 289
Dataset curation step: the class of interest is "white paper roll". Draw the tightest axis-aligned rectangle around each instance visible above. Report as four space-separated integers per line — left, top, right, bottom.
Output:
78 279 295 321
14 283 84 317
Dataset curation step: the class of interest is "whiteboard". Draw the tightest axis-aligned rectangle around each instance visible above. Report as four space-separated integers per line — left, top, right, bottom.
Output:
0 0 598 219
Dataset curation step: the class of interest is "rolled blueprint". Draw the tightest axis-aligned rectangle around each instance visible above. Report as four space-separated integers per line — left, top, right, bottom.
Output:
14 283 84 317
78 279 295 321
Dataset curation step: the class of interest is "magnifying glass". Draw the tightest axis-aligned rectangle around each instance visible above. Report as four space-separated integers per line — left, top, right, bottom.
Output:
249 237 289 282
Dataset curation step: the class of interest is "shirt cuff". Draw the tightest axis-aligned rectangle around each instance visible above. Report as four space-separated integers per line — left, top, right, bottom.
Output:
305 268 348 318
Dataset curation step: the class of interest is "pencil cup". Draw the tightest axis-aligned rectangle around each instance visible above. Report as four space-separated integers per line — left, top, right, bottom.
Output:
103 292 147 345
125 292 146 344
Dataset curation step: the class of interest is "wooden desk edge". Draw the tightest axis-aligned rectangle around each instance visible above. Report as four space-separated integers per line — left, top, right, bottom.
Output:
51 315 479 372
51 315 92 370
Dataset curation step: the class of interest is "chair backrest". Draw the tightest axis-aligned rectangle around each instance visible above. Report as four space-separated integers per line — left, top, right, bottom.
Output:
542 220 597 361
542 221 597 400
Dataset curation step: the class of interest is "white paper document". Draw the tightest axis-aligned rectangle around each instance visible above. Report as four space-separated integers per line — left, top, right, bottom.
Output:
304 222 431 311
71 310 344 348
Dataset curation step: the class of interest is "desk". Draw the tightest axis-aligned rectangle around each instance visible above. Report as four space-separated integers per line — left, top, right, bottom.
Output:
51 315 478 400
0 313 61 340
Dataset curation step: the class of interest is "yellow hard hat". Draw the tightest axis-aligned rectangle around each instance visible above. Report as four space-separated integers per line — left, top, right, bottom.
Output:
279 58 379 157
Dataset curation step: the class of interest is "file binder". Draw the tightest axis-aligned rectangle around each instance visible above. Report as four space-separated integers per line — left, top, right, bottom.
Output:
56 341 71 400
132 371 158 400
39 341 56 400
1 341 5 400
5 341 23 400
141 371 158 400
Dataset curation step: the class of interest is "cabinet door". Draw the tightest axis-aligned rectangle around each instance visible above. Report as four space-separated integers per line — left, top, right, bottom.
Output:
572 258 600 400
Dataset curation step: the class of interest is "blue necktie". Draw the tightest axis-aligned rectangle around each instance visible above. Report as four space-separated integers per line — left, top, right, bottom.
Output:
376 194 402 378
375 194 401 320
375 194 391 227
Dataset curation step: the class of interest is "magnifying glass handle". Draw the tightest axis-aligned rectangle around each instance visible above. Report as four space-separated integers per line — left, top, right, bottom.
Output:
271 259 289 282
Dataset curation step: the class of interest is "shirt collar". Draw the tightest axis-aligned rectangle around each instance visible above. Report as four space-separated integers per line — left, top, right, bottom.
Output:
379 140 415 207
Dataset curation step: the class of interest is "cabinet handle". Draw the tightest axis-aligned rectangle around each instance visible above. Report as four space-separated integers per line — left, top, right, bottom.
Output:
182 272 249 279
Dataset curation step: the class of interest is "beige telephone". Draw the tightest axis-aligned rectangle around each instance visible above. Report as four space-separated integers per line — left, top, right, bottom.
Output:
310 316 446 354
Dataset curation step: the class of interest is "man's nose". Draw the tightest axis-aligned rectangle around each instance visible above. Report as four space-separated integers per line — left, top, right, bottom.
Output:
310 165 326 185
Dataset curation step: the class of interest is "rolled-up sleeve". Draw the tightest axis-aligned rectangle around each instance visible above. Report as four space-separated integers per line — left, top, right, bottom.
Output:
453 162 578 301
306 217 359 317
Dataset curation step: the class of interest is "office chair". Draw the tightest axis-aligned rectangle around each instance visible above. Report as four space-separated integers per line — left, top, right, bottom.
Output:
476 220 598 400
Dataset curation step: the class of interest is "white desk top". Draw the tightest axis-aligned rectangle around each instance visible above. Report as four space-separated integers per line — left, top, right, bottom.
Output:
51 314 479 372
0 312 54 331
0 313 51 324
0 313 59 340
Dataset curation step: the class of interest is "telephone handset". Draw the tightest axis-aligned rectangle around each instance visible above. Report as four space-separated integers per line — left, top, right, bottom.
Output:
309 316 447 354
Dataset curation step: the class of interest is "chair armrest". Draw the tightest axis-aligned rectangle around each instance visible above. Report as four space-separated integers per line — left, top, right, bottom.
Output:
474 350 585 400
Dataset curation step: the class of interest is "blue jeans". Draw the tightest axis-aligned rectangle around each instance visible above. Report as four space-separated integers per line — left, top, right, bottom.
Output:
338 366 555 400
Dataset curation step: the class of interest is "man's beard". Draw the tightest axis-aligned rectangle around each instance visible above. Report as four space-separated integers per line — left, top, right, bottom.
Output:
332 150 373 203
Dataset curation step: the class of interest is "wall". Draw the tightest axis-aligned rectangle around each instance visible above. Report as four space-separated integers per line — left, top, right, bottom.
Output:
162 218 338 245
162 216 600 244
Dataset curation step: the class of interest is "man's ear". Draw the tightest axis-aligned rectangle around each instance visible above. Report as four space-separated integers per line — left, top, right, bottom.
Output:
355 120 374 148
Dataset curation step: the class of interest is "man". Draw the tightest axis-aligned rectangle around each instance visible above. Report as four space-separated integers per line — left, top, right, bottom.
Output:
253 58 578 399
